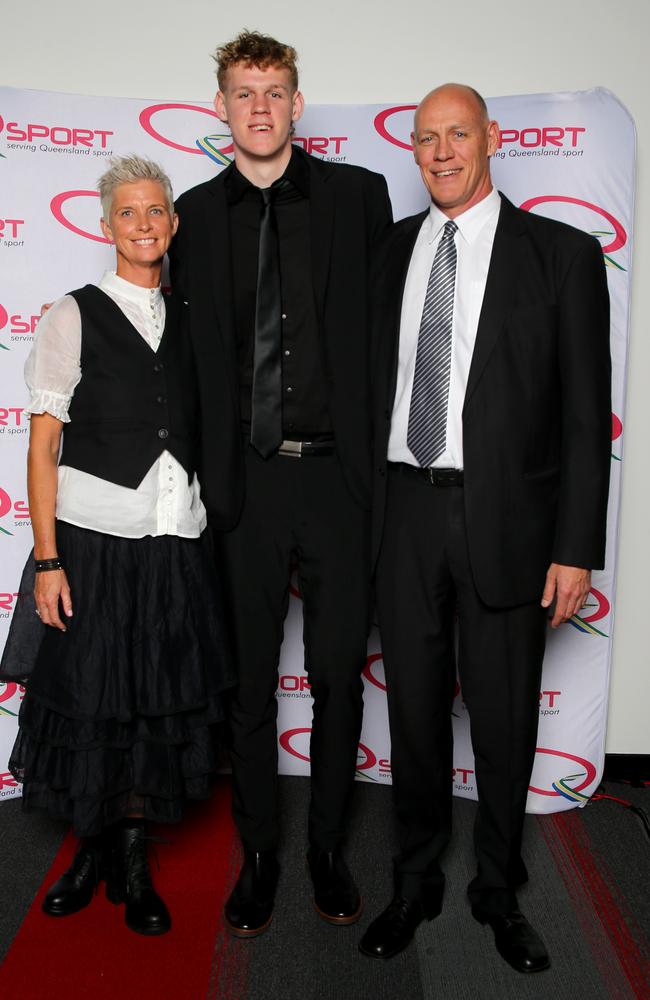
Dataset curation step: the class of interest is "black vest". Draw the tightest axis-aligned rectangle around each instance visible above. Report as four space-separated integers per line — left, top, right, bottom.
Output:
60 285 198 489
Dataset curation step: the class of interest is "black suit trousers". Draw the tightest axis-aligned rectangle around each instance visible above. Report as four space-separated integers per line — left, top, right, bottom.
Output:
376 465 547 915
218 447 369 852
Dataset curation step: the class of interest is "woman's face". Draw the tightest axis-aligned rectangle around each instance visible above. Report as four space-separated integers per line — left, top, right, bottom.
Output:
100 179 178 285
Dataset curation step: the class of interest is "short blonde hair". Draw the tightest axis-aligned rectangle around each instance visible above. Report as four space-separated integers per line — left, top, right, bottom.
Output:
214 29 299 92
98 155 174 221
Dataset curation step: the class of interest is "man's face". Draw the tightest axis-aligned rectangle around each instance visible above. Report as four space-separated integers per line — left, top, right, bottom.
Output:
411 86 500 218
215 62 304 164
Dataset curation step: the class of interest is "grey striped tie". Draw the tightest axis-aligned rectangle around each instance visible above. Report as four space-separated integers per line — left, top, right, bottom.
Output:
407 220 458 467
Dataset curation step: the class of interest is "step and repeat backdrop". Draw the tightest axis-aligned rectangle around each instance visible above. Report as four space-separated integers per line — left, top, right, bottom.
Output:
0 87 634 812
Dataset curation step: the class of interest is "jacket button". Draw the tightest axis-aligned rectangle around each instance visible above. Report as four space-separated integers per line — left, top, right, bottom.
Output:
158 428 169 439
153 363 164 373
156 395 167 404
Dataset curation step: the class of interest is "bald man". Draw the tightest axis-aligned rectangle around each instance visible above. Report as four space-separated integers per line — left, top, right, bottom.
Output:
359 84 611 971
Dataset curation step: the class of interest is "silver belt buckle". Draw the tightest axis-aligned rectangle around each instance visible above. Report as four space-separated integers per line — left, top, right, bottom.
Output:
279 439 303 457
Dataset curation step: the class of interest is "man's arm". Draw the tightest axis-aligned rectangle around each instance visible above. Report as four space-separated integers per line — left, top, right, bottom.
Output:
542 234 611 626
366 172 393 245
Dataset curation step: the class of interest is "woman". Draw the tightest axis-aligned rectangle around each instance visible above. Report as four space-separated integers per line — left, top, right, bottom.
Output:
0 155 234 936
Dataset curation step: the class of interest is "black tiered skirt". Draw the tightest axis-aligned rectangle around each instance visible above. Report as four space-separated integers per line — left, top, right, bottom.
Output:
0 520 235 836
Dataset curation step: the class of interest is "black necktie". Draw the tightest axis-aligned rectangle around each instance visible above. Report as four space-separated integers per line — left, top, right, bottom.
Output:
250 185 283 458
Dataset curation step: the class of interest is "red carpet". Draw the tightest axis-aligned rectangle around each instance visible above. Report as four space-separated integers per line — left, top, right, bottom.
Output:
0 778 242 1000
545 810 650 999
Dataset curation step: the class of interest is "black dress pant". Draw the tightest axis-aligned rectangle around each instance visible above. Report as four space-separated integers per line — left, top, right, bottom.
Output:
219 447 369 852
376 465 547 916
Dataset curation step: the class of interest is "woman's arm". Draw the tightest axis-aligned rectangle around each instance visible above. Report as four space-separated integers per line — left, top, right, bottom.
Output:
28 412 72 631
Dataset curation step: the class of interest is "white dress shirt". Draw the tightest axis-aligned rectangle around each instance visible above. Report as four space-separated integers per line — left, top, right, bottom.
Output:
388 187 501 469
25 271 206 538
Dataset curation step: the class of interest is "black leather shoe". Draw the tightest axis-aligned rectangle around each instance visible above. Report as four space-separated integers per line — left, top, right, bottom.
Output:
42 837 105 916
105 823 171 936
307 847 362 925
359 897 426 959
224 850 280 938
472 907 550 973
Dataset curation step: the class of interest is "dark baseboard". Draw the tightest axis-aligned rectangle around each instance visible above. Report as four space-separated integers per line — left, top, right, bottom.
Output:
603 753 650 785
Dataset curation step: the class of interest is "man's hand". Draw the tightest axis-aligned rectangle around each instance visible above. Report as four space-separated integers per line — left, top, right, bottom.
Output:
541 563 591 628
35 568 73 631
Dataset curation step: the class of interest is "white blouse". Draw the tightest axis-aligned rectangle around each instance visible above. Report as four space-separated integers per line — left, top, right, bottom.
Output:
25 271 206 539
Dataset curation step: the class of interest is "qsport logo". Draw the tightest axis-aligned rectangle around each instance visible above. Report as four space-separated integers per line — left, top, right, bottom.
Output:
50 190 109 244
0 486 30 536
374 107 586 156
612 412 623 461
363 653 386 691
0 302 40 349
0 681 25 717
529 747 598 803
139 103 348 167
279 727 390 780
0 112 113 153
568 587 610 638
519 195 627 271
139 104 234 166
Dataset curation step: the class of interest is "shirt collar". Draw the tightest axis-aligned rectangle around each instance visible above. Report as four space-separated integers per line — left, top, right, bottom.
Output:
224 143 310 204
99 270 163 308
424 186 501 246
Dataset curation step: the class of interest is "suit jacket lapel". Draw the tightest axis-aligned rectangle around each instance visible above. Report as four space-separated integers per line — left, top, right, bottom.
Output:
464 193 524 408
309 157 335 325
386 213 428 407
204 171 239 388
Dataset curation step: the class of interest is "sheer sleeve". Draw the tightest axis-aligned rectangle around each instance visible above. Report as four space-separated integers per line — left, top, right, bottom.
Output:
24 295 82 423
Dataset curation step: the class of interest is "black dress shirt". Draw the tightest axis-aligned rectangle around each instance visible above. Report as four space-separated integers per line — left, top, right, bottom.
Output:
224 146 332 439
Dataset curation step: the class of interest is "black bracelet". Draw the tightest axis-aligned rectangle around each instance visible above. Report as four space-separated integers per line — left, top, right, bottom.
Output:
34 558 63 573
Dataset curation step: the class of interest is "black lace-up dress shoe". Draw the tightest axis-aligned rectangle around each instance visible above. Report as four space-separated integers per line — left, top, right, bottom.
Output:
224 850 280 937
42 837 105 916
105 822 171 936
359 897 426 959
472 907 551 973
307 847 362 924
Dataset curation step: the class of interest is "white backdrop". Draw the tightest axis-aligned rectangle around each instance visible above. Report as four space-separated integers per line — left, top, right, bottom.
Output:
0 86 634 812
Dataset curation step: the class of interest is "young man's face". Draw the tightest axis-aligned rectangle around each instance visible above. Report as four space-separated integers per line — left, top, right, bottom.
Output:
215 62 304 165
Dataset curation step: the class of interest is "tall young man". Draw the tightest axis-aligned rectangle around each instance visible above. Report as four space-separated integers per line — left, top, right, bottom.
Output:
170 31 392 937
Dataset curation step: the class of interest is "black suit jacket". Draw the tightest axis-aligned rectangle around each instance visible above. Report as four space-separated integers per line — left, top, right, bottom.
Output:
169 146 392 529
372 194 611 607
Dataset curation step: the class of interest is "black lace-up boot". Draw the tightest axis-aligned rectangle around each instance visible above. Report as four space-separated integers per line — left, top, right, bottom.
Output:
42 835 106 916
105 820 171 935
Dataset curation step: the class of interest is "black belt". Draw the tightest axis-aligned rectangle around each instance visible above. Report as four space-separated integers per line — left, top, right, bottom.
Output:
389 462 464 486
278 438 335 458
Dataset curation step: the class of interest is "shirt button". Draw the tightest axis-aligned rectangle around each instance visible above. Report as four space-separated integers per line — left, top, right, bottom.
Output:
284 349 291 357
156 395 166 404
286 386 293 393
158 428 169 439
282 313 287 320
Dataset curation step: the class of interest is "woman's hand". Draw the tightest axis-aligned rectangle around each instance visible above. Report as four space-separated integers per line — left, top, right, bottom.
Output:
35 568 73 631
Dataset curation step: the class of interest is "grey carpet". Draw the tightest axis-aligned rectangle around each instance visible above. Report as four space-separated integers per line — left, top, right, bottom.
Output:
0 799 66 964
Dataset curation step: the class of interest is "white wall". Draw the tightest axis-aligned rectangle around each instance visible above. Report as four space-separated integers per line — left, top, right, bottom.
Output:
2 0 648 754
